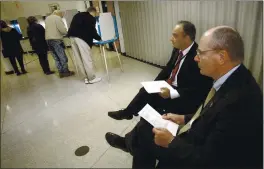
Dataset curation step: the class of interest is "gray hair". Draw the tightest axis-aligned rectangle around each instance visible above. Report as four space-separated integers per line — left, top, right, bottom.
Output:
210 26 244 62
53 10 62 15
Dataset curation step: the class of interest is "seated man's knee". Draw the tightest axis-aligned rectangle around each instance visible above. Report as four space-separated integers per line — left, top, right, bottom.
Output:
139 87 146 93
137 119 154 139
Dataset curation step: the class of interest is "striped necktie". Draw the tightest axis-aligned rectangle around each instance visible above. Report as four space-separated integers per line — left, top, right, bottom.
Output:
177 87 216 135
167 51 184 85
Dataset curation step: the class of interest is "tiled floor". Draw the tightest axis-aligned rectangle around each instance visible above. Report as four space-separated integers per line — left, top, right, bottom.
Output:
1 47 161 168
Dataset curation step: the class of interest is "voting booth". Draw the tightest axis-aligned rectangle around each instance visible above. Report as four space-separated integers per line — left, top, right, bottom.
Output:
68 12 123 81
64 9 78 30
94 12 123 81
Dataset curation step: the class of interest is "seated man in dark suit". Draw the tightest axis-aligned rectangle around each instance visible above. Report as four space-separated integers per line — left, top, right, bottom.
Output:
106 26 263 169
108 21 213 120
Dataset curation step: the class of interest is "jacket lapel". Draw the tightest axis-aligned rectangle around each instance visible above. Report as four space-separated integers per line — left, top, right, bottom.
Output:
200 65 247 115
171 49 179 65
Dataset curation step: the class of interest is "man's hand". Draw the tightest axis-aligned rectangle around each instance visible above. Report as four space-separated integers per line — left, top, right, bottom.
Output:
162 113 185 125
153 128 174 148
159 87 171 99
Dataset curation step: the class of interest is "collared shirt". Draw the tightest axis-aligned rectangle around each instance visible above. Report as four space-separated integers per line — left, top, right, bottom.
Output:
213 64 241 91
172 42 195 87
170 42 194 99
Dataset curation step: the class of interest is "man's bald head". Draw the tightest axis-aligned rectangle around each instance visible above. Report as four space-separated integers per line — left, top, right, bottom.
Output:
206 26 244 62
195 26 244 80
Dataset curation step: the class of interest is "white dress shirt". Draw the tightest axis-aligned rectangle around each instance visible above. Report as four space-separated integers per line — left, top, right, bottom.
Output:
170 42 194 99
213 64 240 91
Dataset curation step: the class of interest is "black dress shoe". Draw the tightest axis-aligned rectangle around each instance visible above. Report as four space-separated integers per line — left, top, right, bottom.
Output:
45 71 55 75
21 70 28 74
108 110 133 120
105 132 129 152
5 71 14 75
16 72 22 76
63 71 75 77
59 73 64 78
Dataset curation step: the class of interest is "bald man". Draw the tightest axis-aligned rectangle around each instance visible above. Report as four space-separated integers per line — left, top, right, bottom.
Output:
106 26 263 169
45 10 75 78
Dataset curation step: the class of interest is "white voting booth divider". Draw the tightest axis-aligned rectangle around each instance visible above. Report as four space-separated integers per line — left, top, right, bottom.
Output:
99 13 116 41
94 12 123 81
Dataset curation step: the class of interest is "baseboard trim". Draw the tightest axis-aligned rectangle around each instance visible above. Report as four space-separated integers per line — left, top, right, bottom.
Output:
121 53 164 69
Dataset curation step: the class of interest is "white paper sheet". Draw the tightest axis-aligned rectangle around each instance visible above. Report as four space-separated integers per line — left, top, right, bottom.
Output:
141 81 176 94
138 104 179 136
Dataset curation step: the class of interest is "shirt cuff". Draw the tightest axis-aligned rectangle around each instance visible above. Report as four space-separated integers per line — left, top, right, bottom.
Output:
170 88 180 99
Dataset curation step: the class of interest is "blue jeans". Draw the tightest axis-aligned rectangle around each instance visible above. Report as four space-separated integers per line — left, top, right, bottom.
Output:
47 40 69 73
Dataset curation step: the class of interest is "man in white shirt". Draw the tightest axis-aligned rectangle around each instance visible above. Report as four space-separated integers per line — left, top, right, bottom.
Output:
45 10 74 78
108 21 212 120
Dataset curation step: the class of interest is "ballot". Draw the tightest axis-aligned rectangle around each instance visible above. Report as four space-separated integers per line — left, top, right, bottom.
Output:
138 104 179 136
141 80 176 94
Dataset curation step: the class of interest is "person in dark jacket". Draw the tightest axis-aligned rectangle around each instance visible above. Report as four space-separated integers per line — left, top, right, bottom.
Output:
27 16 54 75
68 7 102 84
0 20 27 76
108 21 213 121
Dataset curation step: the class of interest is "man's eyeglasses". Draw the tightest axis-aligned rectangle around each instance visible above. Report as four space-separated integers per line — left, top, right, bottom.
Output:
196 49 219 56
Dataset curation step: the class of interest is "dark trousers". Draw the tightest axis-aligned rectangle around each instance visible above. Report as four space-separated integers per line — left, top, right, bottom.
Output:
47 40 69 73
8 54 25 73
35 50 51 73
125 88 166 116
125 119 181 169
124 88 187 116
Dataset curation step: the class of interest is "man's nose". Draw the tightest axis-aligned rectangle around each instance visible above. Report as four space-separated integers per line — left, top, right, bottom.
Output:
194 55 200 62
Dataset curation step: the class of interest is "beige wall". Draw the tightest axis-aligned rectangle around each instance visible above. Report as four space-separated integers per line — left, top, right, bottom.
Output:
1 1 87 20
119 1 263 86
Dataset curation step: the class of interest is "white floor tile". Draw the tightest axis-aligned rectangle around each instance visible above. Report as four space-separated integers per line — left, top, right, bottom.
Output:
1 47 160 168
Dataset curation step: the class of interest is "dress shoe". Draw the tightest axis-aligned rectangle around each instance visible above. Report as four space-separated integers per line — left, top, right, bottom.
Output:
108 110 133 120
59 71 75 78
105 132 129 152
63 71 75 77
16 72 22 76
59 73 64 78
21 70 28 74
5 71 14 75
45 71 55 75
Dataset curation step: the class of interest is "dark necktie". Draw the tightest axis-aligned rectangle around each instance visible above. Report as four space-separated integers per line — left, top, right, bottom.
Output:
167 51 184 85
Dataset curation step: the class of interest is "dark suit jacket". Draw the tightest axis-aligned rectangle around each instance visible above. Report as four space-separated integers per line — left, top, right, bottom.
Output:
167 65 263 168
67 12 101 48
155 43 213 113
27 23 48 52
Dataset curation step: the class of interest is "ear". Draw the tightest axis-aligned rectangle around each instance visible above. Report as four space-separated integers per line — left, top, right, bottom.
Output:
218 50 228 65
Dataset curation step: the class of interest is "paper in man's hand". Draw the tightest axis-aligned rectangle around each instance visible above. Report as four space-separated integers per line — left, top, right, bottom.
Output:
141 80 177 94
138 104 179 136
